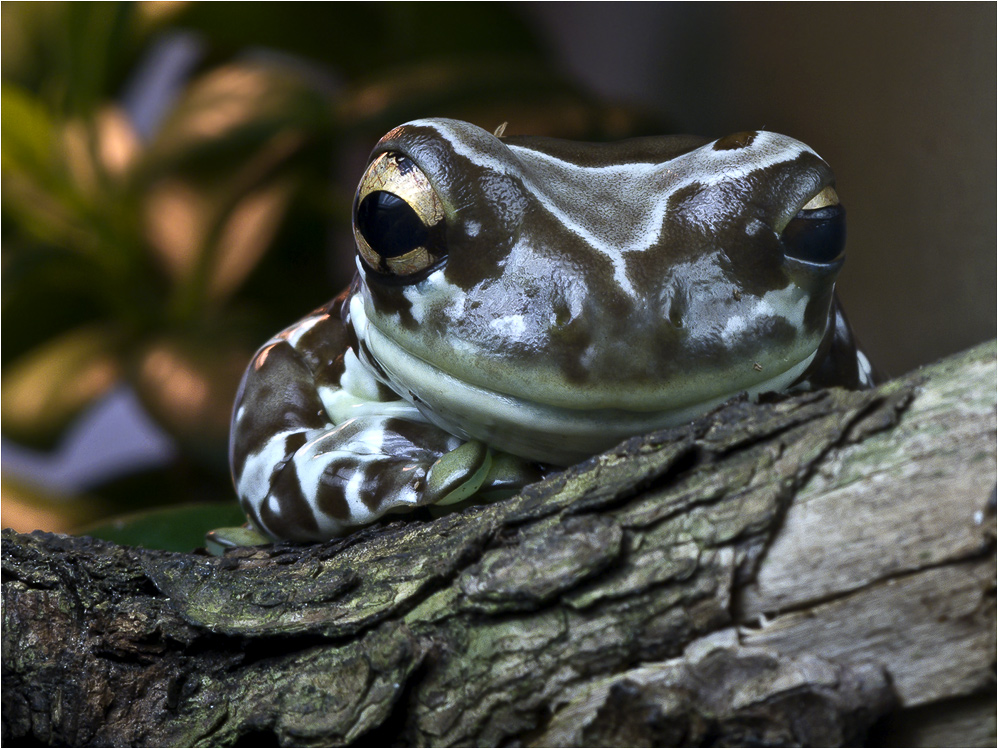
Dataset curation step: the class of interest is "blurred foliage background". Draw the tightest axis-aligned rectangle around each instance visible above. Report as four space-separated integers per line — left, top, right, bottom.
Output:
1 2 664 549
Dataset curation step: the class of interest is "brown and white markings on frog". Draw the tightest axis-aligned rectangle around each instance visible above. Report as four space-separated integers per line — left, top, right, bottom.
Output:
221 118 876 545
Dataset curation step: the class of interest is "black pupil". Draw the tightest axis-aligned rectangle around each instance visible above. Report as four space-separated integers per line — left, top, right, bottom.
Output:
782 204 846 264
356 191 427 258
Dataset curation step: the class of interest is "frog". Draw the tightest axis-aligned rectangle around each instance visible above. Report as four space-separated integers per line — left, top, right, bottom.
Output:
209 117 875 549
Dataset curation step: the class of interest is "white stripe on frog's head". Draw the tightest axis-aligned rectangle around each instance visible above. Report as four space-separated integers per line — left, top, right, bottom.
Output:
404 119 820 298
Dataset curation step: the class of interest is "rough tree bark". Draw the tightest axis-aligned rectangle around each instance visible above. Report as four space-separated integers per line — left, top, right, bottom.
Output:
3 341 995 748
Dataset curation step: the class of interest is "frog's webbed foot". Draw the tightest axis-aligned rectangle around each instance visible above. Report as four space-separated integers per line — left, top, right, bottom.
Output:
205 523 272 556
425 440 544 511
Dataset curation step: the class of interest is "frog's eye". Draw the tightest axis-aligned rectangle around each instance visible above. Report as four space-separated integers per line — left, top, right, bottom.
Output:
782 185 846 265
353 152 446 278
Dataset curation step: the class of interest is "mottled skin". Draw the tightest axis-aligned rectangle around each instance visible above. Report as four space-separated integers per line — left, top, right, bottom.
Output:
222 119 874 544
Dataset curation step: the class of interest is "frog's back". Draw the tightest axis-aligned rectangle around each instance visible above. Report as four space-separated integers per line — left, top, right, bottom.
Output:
500 133 712 167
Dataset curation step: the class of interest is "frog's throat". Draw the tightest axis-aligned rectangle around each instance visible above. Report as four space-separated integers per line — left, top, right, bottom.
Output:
351 296 817 467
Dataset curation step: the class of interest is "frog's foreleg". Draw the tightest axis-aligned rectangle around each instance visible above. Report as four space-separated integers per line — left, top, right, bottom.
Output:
227 306 538 543
230 342 452 541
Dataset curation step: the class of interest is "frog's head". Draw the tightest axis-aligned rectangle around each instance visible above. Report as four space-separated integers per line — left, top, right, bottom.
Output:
349 118 847 465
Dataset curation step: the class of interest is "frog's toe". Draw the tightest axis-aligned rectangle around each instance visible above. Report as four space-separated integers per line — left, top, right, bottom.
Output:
205 524 272 556
480 451 545 496
425 440 493 506
425 443 545 514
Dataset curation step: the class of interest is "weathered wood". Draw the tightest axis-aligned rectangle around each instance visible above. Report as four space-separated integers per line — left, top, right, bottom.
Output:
3 341 995 747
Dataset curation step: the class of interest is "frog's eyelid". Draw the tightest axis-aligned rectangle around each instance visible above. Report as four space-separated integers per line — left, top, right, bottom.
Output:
801 185 839 211
353 152 448 279
356 152 444 226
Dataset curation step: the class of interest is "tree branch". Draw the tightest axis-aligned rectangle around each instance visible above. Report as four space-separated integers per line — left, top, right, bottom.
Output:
3 341 995 747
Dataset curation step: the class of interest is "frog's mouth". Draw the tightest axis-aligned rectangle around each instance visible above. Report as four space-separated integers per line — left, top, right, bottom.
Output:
351 296 817 466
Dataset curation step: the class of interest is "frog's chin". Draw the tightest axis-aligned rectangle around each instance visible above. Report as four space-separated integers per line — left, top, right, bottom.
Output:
353 297 817 467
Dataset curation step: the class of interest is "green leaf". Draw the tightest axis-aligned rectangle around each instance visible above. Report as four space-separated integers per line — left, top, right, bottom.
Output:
1 83 56 175
1 86 136 262
1 324 121 448
61 3 138 116
76 502 248 552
